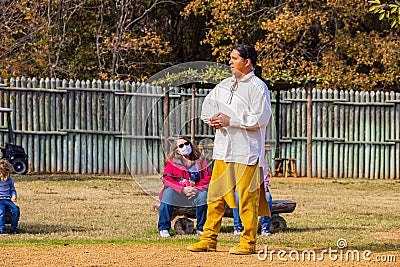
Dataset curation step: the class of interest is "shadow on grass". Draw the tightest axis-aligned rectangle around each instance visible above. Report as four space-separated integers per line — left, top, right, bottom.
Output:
285 226 365 232
220 226 365 234
354 242 400 252
18 223 87 234
220 226 234 233
13 173 132 182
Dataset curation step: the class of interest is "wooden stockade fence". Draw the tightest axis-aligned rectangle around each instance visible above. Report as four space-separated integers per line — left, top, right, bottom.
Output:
277 89 399 179
0 77 399 179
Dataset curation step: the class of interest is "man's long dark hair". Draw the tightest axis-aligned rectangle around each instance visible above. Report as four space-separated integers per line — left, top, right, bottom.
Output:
233 44 258 67
254 65 266 82
233 44 265 81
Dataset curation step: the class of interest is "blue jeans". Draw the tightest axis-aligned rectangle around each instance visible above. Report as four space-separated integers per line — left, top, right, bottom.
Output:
233 190 272 230
158 187 208 232
0 199 20 231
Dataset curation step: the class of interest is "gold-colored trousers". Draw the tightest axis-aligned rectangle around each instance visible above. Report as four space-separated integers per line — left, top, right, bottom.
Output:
201 160 270 247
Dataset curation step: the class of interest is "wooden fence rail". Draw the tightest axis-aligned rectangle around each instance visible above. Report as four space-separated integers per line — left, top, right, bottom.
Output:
0 77 398 178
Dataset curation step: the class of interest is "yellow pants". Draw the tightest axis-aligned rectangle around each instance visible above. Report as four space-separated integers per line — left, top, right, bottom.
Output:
201 160 270 248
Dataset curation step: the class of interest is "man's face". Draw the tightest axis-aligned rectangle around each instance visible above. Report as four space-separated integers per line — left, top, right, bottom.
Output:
229 49 251 78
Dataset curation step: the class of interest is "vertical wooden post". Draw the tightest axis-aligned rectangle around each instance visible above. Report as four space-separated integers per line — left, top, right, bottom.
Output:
191 83 196 144
307 81 313 178
163 87 170 159
274 88 281 159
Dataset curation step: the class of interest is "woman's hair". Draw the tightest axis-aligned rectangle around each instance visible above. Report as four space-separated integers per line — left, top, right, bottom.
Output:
166 136 201 163
0 159 13 181
233 44 258 67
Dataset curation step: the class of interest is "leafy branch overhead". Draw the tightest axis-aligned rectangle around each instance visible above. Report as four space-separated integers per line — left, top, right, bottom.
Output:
0 1 399 91
184 0 400 91
150 64 231 88
368 0 400 29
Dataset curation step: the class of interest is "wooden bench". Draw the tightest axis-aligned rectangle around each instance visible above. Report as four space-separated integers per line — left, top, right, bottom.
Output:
4 206 19 225
153 200 296 234
5 211 11 224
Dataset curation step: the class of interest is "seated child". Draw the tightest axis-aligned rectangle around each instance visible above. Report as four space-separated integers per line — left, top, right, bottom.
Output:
0 159 20 234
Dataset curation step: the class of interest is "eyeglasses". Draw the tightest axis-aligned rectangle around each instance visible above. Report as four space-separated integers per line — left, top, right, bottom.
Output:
178 141 190 148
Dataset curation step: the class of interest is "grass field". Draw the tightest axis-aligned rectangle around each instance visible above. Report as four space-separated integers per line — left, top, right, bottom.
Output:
1 174 399 253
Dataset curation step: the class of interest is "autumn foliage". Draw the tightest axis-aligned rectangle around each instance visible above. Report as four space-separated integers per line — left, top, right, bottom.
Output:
0 0 398 91
184 0 399 91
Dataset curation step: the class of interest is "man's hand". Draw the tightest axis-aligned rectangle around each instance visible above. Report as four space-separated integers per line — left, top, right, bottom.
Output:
209 112 230 129
209 114 222 129
11 196 17 202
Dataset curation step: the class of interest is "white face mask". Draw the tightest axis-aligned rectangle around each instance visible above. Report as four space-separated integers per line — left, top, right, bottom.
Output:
178 144 192 156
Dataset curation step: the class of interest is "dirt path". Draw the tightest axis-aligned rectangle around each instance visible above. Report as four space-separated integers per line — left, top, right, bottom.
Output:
1 244 398 266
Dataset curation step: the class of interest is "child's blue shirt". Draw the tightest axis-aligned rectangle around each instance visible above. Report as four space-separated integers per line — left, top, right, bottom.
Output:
0 177 17 200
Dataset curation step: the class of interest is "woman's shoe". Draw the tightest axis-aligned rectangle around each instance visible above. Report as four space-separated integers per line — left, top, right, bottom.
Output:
159 230 171 238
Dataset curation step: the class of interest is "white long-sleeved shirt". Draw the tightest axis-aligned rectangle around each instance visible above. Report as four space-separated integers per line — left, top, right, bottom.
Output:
201 71 272 166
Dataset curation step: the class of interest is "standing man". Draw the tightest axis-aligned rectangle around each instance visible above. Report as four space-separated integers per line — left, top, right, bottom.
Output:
187 44 272 255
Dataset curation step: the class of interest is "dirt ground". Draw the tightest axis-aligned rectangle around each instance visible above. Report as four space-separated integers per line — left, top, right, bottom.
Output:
1 243 398 267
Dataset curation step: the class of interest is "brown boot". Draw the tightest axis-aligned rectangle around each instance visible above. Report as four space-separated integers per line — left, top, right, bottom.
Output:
187 240 217 252
229 244 256 255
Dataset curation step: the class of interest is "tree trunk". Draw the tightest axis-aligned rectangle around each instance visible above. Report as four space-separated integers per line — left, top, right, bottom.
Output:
172 216 194 235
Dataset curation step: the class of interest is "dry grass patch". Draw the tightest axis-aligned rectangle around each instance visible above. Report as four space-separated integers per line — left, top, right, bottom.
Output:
4 174 158 243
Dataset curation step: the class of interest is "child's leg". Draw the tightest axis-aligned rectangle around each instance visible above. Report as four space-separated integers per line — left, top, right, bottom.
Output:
261 190 273 230
0 202 6 232
5 201 20 232
232 190 243 230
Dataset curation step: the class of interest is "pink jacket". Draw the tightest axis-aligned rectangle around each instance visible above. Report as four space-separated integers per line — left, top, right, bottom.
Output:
159 155 212 200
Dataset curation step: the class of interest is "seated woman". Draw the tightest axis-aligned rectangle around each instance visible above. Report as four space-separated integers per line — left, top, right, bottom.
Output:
158 137 212 238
